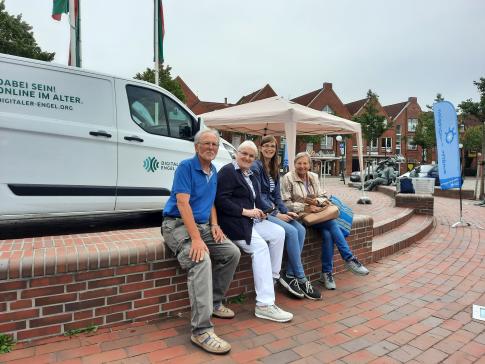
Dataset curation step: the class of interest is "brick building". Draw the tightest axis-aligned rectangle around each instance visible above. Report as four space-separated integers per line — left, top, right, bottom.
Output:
176 77 427 176
344 96 395 173
175 76 231 115
383 97 423 174
291 82 352 175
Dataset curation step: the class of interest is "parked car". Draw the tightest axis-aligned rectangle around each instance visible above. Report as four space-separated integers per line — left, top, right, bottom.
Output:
350 165 379 182
400 164 440 186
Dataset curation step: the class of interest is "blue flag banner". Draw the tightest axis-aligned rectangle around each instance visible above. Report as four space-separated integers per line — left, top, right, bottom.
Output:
283 142 288 168
433 101 462 190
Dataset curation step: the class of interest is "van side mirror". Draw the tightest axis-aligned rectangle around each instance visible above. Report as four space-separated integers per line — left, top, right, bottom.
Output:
194 117 201 134
188 117 201 141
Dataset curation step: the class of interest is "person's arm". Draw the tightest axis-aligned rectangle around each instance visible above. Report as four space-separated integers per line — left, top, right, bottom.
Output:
273 176 289 214
281 173 306 213
209 205 226 243
271 176 296 220
176 193 209 263
250 162 271 211
216 166 245 216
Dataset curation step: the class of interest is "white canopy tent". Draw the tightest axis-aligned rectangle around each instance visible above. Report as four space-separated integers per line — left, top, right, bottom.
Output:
199 96 365 179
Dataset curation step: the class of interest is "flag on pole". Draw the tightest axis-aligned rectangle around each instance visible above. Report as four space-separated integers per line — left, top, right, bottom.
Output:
433 101 462 190
52 0 69 20
156 0 165 63
51 0 81 67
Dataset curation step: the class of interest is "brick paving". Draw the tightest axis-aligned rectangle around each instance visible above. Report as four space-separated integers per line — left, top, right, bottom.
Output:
1 179 484 363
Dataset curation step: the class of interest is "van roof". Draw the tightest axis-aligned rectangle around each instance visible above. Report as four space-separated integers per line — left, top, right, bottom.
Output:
0 52 173 97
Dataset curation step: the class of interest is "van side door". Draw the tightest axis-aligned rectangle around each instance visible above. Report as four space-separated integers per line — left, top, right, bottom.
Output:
114 80 197 211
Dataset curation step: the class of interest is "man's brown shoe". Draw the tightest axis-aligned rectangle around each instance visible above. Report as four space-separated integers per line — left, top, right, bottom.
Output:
190 331 231 354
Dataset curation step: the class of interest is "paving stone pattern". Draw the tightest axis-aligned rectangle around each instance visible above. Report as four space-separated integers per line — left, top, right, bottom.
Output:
1 179 484 363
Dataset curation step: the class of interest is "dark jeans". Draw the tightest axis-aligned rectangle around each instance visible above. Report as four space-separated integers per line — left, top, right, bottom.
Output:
313 219 353 273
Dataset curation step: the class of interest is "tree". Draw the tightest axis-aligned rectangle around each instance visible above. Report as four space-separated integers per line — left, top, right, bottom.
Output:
0 1 55 61
414 111 436 162
352 90 389 154
413 94 444 162
134 64 186 103
462 125 483 152
459 77 485 199
425 93 444 110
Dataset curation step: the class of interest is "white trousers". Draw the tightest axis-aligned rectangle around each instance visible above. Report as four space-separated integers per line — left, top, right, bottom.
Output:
234 219 285 306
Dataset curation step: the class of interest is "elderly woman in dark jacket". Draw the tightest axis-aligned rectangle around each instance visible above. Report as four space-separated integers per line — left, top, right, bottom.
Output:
215 140 293 323
251 136 321 300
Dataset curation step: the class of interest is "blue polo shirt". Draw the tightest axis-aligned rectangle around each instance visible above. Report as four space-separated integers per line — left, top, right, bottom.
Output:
163 154 217 223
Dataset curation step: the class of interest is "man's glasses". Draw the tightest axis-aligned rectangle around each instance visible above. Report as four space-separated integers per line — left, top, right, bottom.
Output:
199 141 220 148
238 151 256 159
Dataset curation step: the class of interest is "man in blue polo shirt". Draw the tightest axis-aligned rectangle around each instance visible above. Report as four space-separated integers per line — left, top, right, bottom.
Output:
162 129 240 355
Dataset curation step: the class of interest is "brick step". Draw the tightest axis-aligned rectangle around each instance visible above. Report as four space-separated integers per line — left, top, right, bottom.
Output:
372 214 435 261
372 207 414 237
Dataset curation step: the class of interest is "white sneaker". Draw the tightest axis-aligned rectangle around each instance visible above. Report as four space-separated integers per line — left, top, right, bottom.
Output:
255 304 293 322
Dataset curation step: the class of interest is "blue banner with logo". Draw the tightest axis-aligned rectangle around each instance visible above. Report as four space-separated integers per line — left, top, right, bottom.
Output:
433 101 462 190
283 142 288 168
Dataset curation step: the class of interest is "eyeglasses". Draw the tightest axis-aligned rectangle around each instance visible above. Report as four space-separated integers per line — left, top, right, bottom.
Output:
199 141 220 148
238 151 256 159
261 144 277 149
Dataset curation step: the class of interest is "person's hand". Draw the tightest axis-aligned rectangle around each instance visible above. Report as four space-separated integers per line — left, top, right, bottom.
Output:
189 238 209 262
277 213 292 222
287 211 298 219
243 208 265 219
309 205 323 213
304 197 319 206
211 225 226 243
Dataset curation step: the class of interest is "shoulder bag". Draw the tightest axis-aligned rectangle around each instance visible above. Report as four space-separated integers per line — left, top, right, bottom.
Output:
300 203 339 226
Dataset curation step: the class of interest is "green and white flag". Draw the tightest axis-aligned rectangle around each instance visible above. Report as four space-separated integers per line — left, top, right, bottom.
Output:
52 0 81 67
156 0 165 63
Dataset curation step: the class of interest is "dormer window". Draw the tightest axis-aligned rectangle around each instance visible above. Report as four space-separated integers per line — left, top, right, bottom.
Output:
322 105 335 114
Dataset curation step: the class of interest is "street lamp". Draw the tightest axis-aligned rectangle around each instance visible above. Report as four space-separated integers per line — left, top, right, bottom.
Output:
336 135 346 184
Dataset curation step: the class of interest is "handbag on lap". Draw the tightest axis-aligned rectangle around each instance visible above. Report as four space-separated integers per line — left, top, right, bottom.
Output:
300 203 339 226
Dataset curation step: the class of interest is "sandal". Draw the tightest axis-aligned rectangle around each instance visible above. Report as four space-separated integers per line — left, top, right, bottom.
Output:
212 304 235 319
190 331 231 354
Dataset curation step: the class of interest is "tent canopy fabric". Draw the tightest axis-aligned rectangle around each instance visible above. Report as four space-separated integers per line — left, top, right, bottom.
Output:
199 96 364 175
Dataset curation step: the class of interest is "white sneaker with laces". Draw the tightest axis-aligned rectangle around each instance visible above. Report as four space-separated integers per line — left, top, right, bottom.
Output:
255 304 293 322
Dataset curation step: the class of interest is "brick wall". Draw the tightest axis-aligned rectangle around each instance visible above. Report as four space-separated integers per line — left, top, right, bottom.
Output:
395 193 434 215
0 215 373 343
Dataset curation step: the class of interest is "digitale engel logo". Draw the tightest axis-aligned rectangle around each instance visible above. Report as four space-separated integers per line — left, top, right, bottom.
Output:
143 157 179 172
143 157 159 172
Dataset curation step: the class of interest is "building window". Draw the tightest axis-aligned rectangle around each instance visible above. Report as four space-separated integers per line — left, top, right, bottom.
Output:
306 143 314 153
320 135 334 149
322 105 335 114
408 118 418 132
368 138 378 152
395 125 402 154
407 136 417 150
232 135 241 148
381 137 392 150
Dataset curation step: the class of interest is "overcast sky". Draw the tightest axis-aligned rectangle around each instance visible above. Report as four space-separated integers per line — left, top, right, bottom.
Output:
5 0 485 109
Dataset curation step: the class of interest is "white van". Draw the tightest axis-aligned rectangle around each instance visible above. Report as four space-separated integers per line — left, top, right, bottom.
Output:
0 53 233 221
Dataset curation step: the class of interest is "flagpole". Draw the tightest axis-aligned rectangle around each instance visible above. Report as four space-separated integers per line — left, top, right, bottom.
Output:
77 0 82 67
68 0 77 67
154 0 159 86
